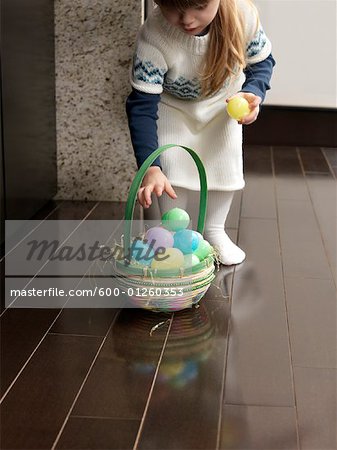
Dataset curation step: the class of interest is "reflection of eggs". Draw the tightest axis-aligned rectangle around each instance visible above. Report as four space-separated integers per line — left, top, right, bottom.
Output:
161 361 184 377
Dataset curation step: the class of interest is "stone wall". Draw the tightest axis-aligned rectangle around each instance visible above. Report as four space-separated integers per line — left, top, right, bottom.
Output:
54 0 141 201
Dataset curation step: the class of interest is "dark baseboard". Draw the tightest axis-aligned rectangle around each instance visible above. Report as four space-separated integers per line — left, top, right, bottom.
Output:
244 105 337 147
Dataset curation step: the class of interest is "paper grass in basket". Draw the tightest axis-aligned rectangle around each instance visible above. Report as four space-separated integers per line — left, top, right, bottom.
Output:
111 144 217 312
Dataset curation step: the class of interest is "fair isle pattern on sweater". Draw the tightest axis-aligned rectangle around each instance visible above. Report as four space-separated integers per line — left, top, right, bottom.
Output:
246 29 267 58
164 76 201 99
134 56 166 85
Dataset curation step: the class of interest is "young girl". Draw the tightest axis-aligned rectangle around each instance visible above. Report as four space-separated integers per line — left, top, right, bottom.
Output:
126 0 275 265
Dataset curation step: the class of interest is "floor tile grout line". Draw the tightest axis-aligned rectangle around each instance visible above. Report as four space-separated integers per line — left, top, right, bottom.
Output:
224 402 297 408
69 415 140 421
51 311 121 450
1 202 100 315
132 314 174 450
319 147 336 180
297 148 337 290
48 332 106 338
293 365 337 371
0 201 64 264
215 176 244 450
271 146 301 450
239 216 277 221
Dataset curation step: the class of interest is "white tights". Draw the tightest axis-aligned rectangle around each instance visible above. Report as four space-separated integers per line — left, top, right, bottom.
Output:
157 187 246 265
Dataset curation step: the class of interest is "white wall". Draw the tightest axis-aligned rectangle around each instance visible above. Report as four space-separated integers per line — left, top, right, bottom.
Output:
255 0 337 108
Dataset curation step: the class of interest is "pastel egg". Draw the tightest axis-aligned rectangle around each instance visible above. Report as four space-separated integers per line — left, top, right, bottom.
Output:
227 97 250 121
173 229 199 254
130 239 155 266
161 208 190 231
193 239 213 261
145 226 174 252
151 247 184 270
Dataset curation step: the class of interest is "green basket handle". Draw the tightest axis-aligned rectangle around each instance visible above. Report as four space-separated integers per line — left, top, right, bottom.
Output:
123 144 208 257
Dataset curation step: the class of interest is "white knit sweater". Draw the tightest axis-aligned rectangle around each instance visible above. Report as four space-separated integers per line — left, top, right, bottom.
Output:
130 2 272 191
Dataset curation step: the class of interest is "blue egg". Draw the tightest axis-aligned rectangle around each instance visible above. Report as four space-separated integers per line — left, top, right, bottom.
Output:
173 229 199 255
130 239 154 266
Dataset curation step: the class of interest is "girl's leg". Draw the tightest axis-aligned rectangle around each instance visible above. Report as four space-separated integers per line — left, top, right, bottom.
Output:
203 191 246 265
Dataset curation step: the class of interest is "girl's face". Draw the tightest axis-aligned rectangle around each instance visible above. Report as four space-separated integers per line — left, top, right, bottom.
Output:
159 0 221 35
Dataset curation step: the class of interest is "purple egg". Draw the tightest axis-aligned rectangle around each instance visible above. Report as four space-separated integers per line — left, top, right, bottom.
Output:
145 226 174 252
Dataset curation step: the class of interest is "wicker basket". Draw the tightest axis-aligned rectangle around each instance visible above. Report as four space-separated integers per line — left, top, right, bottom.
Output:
112 144 216 312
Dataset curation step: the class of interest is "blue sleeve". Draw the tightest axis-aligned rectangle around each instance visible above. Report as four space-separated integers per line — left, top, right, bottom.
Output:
240 53 276 103
125 88 161 169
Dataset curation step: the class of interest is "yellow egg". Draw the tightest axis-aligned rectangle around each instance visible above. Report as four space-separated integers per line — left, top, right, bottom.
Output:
151 247 184 270
227 97 250 121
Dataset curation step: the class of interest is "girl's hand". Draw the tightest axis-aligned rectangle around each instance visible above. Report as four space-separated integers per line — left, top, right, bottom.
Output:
226 92 262 125
137 166 177 209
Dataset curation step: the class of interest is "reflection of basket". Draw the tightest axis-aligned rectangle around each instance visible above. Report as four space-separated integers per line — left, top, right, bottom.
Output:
113 306 214 388
112 144 216 312
113 304 214 365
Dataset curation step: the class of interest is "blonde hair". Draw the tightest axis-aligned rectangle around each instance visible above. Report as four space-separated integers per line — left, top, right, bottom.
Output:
155 0 259 97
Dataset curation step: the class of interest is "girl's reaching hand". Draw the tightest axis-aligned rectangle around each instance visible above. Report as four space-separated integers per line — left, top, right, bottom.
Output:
226 92 262 125
137 166 177 209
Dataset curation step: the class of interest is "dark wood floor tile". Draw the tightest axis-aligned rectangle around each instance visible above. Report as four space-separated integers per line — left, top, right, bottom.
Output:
243 145 272 174
56 416 139 450
322 147 337 178
46 200 98 220
0 334 102 449
275 172 310 202
285 277 336 369
273 146 302 175
87 201 126 220
277 199 332 279
304 174 336 280
241 174 277 219
275 173 310 201
322 147 337 168
137 301 230 450
72 309 171 419
225 218 294 406
219 405 298 449
294 367 337 450
50 308 119 336
1 308 60 396
299 147 332 174
31 199 63 220
88 201 142 220
241 145 275 220
273 146 310 201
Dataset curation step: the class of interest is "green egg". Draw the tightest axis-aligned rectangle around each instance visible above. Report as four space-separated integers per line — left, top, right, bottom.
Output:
161 208 190 231
193 239 213 261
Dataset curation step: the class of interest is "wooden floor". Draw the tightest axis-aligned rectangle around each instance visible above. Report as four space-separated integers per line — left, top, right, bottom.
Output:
1 146 336 450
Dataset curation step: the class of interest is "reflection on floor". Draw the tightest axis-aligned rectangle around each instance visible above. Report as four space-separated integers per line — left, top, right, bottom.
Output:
1 146 336 449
